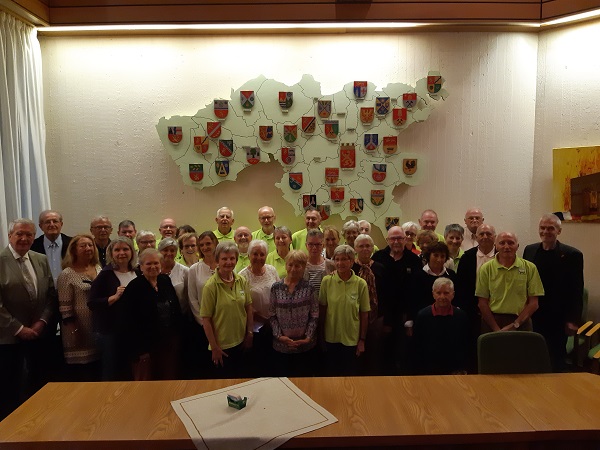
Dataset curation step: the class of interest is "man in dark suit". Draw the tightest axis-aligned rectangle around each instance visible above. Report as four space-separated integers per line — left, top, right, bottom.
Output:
31 210 72 284
523 213 584 372
456 224 496 371
0 219 57 420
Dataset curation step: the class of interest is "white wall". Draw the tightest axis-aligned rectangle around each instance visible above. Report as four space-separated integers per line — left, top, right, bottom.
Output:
534 21 600 320
39 31 538 250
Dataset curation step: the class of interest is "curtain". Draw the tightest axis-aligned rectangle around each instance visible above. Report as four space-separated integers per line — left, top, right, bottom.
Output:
0 11 50 247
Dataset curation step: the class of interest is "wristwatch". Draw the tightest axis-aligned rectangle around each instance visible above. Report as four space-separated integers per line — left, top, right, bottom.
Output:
513 321 520 329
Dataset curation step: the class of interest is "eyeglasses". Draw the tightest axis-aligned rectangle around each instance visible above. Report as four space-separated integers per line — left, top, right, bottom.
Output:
306 242 323 247
160 225 176 229
92 225 112 230
259 216 274 220
388 236 406 242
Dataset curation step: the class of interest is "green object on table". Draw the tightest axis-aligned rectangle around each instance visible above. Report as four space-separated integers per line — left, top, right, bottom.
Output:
227 394 248 410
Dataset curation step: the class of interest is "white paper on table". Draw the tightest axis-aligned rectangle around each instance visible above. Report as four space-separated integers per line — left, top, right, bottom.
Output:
171 377 338 450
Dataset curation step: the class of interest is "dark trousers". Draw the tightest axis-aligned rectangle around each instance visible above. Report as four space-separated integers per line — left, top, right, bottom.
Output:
0 339 51 421
533 316 567 372
325 342 359 376
212 343 244 379
272 347 318 377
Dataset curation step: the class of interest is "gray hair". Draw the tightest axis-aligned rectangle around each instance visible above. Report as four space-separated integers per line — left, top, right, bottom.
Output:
354 233 374 247
332 244 355 260
216 206 234 219
444 223 465 237
38 210 63 223
432 277 454 292
8 219 36 234
342 220 359 236
248 239 268 255
135 230 156 244
401 221 420 232
306 228 324 240
274 226 292 239
157 238 178 251
139 247 163 264
106 236 138 270
215 241 239 261
540 213 562 229
90 215 111 226
357 220 372 233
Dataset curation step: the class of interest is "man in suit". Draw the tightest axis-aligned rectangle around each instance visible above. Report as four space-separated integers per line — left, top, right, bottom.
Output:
0 219 57 420
31 210 72 285
523 213 584 372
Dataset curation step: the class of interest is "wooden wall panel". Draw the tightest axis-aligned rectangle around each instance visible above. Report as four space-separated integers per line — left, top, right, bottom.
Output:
0 0 49 24
48 3 541 26
542 0 600 20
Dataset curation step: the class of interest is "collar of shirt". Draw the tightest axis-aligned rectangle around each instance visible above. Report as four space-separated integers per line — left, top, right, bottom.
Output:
8 244 27 261
423 264 448 276
477 247 496 259
44 234 62 250
432 304 454 316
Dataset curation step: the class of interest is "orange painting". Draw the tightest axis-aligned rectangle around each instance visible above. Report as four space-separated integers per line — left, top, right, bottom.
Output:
553 146 600 222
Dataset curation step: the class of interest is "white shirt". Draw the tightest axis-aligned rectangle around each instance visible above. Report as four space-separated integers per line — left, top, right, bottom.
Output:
461 233 478 251
476 247 496 272
188 260 216 324
168 262 189 315
238 264 279 331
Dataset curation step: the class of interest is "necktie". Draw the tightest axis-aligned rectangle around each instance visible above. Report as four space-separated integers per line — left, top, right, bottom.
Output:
18 256 37 299
358 263 378 322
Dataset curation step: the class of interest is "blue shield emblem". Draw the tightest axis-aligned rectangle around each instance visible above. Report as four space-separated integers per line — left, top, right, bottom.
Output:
214 100 228 119
289 172 303 190
284 125 297 143
364 134 379 152
279 91 293 109
168 126 182 144
385 217 400 230
318 100 332 118
219 139 234 158
259 125 273 141
189 164 203 182
215 160 229 177
246 146 260 165
240 90 255 109
376 97 390 116
354 81 367 99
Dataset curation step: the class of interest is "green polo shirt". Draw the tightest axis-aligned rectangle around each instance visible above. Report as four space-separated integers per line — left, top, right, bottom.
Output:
266 250 287 278
319 271 370 346
251 228 276 254
475 256 544 315
234 253 250 274
213 228 234 242
200 272 252 350
292 227 323 253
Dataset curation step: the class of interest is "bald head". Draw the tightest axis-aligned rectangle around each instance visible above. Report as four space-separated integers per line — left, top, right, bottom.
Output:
464 208 484 234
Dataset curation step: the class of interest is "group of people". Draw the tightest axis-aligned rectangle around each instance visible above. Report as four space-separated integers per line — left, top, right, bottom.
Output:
0 205 584 421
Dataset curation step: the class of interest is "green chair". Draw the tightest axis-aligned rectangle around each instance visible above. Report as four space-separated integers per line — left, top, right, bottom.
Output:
478 331 552 374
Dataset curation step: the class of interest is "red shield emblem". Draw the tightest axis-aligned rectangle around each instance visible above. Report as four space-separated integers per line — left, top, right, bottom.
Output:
279 91 293 110
194 136 209 154
403 159 418 175
324 120 339 140
219 139 234 158
281 147 295 165
207 122 221 139
189 164 203 182
318 100 331 118
215 160 229 177
371 190 385 206
325 167 339 185
246 146 260 165
360 107 374 124
240 90 255 109
350 198 364 214
289 172 303 190
302 116 316 134
372 164 387 183
427 71 443 94
383 136 398 155
284 124 297 143
318 205 331 221
330 186 345 203
354 81 367 99
214 100 229 119
303 194 317 210
393 108 407 126
340 143 356 169
168 126 182 144
403 93 417 109
259 125 273 141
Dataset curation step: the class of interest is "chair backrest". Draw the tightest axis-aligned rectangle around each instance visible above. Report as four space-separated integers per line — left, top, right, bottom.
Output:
477 331 552 374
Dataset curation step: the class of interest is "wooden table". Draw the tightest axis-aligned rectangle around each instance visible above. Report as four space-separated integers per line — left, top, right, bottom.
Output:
1 373 599 449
